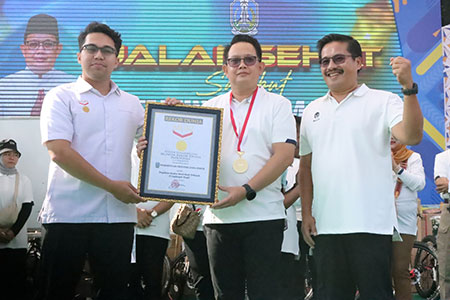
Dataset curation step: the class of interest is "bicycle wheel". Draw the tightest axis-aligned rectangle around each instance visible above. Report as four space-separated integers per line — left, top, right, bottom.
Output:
421 235 437 250
412 242 439 299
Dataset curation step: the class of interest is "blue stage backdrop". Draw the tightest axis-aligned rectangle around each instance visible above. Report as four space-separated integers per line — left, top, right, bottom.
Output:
0 0 444 205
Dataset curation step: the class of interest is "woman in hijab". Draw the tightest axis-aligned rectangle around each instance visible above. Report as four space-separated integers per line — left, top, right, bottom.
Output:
390 137 425 300
0 139 34 300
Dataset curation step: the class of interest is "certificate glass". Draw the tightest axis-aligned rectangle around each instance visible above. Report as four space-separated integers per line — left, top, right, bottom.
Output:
138 103 222 205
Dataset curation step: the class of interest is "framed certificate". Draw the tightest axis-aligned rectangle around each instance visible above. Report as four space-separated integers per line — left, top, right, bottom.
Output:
138 102 223 205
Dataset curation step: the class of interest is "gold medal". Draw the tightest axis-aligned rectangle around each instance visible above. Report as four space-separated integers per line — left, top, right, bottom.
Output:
233 151 248 173
83 106 90 112
233 158 248 173
176 140 187 151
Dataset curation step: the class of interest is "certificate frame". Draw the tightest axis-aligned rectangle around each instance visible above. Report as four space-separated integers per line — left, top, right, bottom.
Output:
138 102 223 205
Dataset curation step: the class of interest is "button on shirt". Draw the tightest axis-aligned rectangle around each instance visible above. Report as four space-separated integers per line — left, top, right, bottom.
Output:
300 84 403 235
202 87 296 224
40 77 144 224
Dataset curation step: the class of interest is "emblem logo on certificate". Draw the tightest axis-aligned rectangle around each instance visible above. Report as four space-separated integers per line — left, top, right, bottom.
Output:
138 103 223 205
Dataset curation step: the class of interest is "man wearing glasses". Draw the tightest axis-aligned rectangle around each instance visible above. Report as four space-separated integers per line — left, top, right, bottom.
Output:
38 22 144 300
0 14 75 116
299 33 423 299
201 34 296 299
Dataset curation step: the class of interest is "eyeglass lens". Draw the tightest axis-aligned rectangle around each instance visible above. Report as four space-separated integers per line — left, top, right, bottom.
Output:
26 40 57 50
227 56 257 67
82 44 116 55
320 54 352 67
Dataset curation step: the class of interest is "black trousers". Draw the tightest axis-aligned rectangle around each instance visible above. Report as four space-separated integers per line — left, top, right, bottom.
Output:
314 233 394 300
36 223 134 300
183 230 215 300
0 248 27 300
204 219 284 300
130 235 169 300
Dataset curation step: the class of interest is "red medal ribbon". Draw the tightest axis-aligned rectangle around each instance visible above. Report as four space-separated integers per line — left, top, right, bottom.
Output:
172 130 193 138
229 87 258 152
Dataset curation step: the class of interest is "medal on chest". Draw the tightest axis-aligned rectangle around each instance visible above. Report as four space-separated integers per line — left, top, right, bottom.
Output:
233 151 248 173
229 88 258 174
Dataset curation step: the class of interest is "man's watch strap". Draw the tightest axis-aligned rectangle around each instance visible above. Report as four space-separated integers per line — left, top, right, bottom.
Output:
242 184 256 201
150 210 158 218
401 82 418 95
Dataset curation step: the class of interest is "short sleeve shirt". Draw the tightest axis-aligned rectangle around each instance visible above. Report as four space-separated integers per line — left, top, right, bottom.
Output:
300 84 403 235
40 77 144 224
202 87 296 224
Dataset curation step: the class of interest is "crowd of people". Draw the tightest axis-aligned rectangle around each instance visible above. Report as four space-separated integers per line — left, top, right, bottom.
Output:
0 20 449 300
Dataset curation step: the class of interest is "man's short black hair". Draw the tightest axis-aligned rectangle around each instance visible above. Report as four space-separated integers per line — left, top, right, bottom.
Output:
223 34 262 64
316 33 362 60
78 22 122 56
24 14 59 43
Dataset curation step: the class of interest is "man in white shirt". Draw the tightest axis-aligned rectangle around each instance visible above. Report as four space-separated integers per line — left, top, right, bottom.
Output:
433 150 450 299
299 33 423 300
201 35 296 300
38 22 144 300
139 34 296 300
0 14 75 116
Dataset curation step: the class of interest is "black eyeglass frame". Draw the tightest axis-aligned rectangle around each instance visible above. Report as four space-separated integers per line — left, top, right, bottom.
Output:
81 44 117 56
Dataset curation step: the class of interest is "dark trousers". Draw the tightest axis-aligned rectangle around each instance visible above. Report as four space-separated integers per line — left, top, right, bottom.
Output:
278 220 315 300
204 219 284 300
184 230 215 300
0 248 27 300
314 233 394 300
130 235 169 300
36 223 134 300
278 252 303 300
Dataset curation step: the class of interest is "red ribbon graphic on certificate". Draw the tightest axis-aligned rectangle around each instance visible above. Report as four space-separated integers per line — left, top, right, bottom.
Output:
173 129 193 151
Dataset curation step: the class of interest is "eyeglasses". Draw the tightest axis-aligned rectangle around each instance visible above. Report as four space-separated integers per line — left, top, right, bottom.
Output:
81 44 116 56
2 152 19 158
25 40 58 50
319 54 353 67
227 56 259 68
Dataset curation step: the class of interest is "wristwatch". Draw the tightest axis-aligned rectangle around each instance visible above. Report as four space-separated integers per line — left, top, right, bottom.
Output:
242 184 256 201
397 168 404 175
401 82 418 95
150 210 158 218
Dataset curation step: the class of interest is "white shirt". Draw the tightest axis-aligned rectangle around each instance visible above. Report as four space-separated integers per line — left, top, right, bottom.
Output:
0 68 75 116
300 84 403 235
434 149 450 196
393 152 425 235
130 151 171 240
0 173 33 249
39 76 144 224
282 206 299 255
202 87 296 224
286 158 302 221
135 201 171 240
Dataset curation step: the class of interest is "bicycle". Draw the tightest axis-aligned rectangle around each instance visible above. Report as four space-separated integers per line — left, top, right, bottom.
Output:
164 250 195 300
421 215 440 250
410 241 440 300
